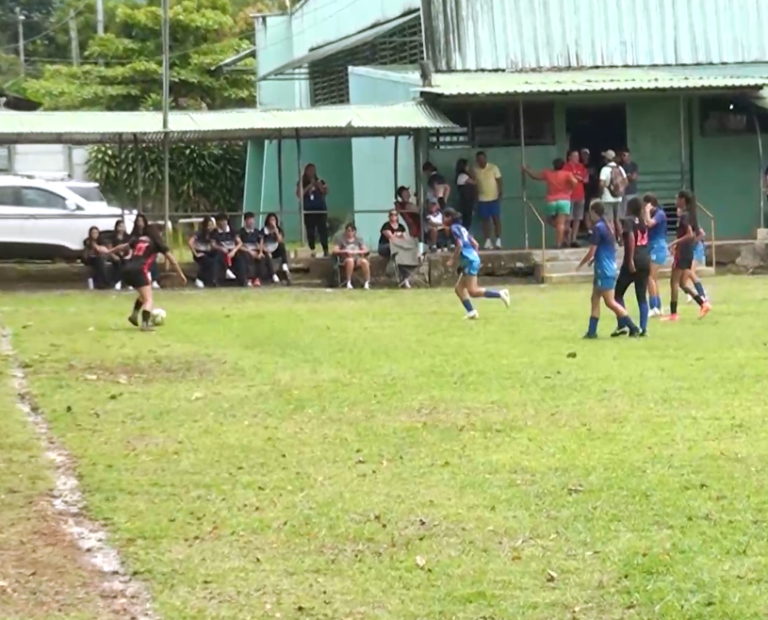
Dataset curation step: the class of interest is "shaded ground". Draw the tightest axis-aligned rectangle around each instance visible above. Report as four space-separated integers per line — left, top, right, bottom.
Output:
0 364 123 620
3 279 768 619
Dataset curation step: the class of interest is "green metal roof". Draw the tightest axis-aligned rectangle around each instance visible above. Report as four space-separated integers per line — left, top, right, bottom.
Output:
419 64 768 96
0 101 457 145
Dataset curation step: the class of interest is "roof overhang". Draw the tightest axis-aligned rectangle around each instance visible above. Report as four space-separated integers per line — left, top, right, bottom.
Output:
0 101 458 145
752 87 768 110
211 46 256 73
417 65 768 98
257 10 419 82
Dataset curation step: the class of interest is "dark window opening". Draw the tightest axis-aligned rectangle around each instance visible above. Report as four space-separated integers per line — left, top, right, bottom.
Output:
700 96 768 136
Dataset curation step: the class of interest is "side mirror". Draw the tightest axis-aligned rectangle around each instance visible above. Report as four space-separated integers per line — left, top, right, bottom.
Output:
65 199 77 211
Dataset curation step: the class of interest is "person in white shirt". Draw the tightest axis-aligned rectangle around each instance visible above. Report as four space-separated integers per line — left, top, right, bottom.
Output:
598 149 627 242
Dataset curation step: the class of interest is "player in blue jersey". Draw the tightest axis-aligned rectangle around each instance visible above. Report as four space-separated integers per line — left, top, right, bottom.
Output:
443 208 510 319
642 193 668 317
576 201 639 338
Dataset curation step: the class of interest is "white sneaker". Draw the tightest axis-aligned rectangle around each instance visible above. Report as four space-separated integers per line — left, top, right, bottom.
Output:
152 280 161 289
464 310 479 320
363 281 370 290
127 286 134 291
649 308 658 318
483 239 493 250
400 279 411 289
495 238 502 249
500 289 510 308
114 281 122 291
282 263 290 274
87 277 94 290
195 279 205 289
272 274 280 284
346 280 353 290
246 280 253 287
225 269 236 280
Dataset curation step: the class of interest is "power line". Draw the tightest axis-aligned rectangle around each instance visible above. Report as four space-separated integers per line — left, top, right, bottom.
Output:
0 0 91 52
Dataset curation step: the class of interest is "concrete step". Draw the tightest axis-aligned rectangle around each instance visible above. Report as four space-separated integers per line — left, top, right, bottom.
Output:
543 266 715 284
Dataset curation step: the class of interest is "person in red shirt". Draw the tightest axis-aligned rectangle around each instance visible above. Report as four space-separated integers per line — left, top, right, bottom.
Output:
563 149 589 246
522 159 578 248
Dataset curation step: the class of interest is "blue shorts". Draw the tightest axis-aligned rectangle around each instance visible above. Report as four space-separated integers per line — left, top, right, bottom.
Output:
478 200 500 219
593 272 616 291
650 241 668 266
693 241 705 264
460 256 481 277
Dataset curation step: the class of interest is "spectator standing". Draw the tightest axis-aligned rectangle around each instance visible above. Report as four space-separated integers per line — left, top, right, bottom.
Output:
422 162 451 208
211 212 240 282
598 150 627 242
395 186 421 239
564 150 589 246
455 158 477 231
261 212 291 284
298 163 329 257
188 216 220 288
237 211 268 287
620 149 640 224
473 151 503 249
83 226 112 289
130 213 161 289
522 159 578 249
333 223 371 290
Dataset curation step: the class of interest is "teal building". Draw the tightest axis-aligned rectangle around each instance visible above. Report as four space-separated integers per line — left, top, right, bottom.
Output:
242 0 768 247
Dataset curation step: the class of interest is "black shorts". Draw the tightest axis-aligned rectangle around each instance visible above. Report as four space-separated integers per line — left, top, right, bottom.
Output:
674 246 693 270
123 264 151 289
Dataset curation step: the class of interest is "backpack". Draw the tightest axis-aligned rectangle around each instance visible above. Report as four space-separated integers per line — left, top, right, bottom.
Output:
608 165 627 198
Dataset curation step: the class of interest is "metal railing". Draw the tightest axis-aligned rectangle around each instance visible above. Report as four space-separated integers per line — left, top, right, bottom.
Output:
523 198 547 278
696 202 717 273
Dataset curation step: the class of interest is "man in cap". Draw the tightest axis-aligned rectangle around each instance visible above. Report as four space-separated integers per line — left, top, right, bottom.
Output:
598 149 627 242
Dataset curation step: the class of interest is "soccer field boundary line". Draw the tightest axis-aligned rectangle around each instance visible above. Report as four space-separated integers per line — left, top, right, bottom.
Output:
0 324 157 620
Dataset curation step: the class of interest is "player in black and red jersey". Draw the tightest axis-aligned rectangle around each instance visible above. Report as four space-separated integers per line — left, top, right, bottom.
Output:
611 196 651 337
111 221 186 331
662 190 711 322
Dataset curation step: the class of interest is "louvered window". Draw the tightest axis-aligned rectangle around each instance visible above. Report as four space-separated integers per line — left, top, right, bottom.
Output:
309 16 424 106
430 103 556 150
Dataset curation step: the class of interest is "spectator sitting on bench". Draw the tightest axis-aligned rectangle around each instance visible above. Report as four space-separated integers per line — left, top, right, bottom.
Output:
188 216 220 289
106 219 130 290
130 213 160 289
83 226 112 290
425 200 451 252
379 209 417 289
237 211 268 287
334 223 371 290
261 212 291 284
211 212 240 283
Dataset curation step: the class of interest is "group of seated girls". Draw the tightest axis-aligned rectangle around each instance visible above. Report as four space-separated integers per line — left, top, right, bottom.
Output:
82 214 160 290
188 212 291 288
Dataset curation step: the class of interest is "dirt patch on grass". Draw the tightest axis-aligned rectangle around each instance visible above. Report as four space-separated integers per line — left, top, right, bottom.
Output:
69 357 215 385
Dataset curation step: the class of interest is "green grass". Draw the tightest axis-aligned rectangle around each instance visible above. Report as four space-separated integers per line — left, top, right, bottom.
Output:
3 277 768 619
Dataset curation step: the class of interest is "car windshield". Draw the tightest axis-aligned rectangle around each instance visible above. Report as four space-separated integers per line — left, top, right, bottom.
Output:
67 186 106 202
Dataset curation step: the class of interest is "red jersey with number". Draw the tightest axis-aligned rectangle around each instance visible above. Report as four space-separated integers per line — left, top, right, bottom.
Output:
128 235 169 273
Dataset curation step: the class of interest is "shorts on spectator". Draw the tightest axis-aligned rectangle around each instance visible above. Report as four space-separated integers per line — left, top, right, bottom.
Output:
477 200 500 219
545 200 571 217
618 194 636 219
596 200 620 222
571 199 585 220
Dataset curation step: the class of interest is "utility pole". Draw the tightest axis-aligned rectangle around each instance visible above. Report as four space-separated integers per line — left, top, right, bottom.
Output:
161 0 171 232
69 10 80 66
15 9 25 76
96 0 104 35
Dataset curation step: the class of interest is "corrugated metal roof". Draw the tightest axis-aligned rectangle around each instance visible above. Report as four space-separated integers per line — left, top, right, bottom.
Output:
419 65 768 96
427 0 768 71
0 102 457 145
258 10 419 81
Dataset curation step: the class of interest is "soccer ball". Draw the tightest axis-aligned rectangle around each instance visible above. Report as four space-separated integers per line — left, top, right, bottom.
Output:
151 308 166 326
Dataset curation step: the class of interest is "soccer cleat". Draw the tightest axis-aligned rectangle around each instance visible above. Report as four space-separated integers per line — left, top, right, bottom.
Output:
660 314 680 322
638 329 648 337
610 327 629 338
464 310 479 320
500 289 511 308
195 278 205 289
483 239 493 250
628 327 640 337
582 332 598 339
128 313 139 327
140 322 155 332
649 308 659 318
699 301 712 319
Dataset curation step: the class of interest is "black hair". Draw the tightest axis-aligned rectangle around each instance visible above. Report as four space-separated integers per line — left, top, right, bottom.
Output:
643 193 658 207
395 185 409 201
567 149 580 158
345 223 357 232
130 212 148 236
627 196 643 218
678 190 699 229
114 219 125 231
591 201 606 218
455 158 469 181
145 223 165 248
552 158 565 171
244 211 255 220
264 212 280 227
422 161 435 172
215 212 228 222
198 216 213 238
443 207 461 224
476 151 487 158
88 225 100 238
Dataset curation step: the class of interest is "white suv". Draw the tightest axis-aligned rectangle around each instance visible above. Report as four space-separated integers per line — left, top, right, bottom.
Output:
0 176 135 260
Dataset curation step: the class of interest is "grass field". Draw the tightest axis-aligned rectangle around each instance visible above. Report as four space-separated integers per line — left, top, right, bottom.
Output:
3 277 768 620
